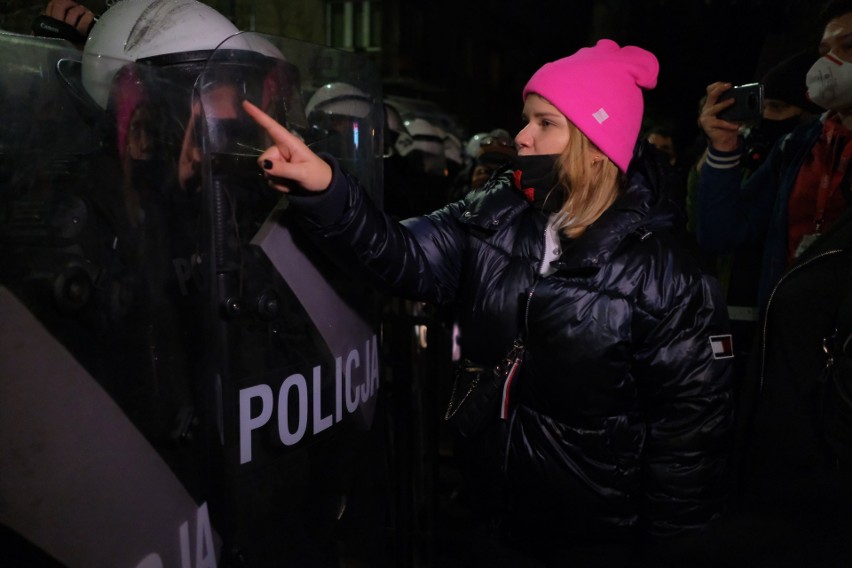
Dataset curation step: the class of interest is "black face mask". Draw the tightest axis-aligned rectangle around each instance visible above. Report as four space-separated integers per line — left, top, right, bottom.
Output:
753 116 801 145
512 154 565 212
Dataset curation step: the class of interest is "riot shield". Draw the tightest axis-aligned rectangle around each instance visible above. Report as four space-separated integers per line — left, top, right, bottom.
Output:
1 29 388 568
194 32 387 565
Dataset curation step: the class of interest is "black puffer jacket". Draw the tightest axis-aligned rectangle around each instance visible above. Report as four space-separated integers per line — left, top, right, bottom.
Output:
288 152 734 551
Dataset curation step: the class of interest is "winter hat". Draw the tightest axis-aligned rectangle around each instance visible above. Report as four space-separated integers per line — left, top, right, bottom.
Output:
523 39 659 172
476 134 517 166
762 50 824 115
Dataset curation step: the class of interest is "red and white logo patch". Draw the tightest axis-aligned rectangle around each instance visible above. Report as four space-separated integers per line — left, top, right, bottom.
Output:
709 335 734 359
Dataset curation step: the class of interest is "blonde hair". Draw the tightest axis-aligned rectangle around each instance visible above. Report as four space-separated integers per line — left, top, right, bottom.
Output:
551 121 624 238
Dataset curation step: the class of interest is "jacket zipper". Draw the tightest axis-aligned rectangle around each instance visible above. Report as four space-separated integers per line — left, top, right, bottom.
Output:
502 221 549 473
759 248 845 395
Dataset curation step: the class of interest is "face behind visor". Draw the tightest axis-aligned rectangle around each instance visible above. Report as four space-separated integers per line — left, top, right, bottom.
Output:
101 41 304 191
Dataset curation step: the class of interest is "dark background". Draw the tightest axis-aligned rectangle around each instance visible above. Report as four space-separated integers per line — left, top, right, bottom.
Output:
0 0 830 158
384 0 826 158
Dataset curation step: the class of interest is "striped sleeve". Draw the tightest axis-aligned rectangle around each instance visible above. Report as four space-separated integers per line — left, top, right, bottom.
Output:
704 146 742 170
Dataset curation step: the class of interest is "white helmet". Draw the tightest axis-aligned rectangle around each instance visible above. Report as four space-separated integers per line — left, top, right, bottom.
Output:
443 131 463 165
399 118 445 157
305 82 373 119
82 0 240 108
397 117 447 175
383 101 406 135
381 101 410 157
465 129 514 160
465 132 489 160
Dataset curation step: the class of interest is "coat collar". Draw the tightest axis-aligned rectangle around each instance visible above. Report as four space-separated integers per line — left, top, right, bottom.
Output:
459 169 530 231
458 167 677 271
554 173 663 271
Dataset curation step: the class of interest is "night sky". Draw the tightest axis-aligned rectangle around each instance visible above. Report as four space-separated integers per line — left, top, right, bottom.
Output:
1 0 828 158
396 0 825 158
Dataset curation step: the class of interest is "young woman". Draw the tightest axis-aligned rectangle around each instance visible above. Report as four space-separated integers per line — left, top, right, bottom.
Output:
244 39 734 567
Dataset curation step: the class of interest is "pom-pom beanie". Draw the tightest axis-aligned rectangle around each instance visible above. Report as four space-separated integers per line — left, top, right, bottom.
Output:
523 39 659 172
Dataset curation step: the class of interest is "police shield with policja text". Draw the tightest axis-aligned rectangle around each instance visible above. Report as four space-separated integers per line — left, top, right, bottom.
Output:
0 4 387 565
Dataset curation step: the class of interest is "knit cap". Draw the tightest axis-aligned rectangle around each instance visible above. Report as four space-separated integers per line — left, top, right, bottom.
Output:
523 39 659 172
762 50 824 115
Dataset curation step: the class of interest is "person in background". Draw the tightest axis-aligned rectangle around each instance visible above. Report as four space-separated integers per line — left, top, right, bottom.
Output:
645 124 677 163
740 49 826 176
382 100 422 219
243 38 734 567
642 122 690 221
393 116 454 215
695 2 852 311
690 48 827 387
690 1 852 565
450 132 518 200
443 129 466 186
468 133 517 192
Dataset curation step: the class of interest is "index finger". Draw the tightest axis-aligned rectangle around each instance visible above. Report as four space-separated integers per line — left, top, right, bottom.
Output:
705 82 732 105
242 100 298 146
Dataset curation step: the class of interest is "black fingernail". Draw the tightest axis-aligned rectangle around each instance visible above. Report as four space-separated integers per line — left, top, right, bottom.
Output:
262 159 273 170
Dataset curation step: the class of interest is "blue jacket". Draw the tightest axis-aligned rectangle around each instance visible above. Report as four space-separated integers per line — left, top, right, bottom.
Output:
696 116 824 309
287 154 734 551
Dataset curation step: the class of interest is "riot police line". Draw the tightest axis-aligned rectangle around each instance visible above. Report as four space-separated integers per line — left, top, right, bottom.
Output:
0 0 456 566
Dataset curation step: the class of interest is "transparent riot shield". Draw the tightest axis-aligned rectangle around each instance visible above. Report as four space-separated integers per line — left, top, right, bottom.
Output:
194 32 386 564
1 30 387 567
1 30 227 568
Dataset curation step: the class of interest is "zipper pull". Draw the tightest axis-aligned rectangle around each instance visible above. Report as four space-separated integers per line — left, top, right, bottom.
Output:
499 340 525 420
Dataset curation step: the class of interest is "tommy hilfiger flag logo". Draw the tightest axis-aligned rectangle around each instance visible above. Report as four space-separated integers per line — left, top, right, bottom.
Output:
709 335 734 359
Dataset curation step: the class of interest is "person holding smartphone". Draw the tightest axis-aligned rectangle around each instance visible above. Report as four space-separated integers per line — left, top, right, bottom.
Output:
693 1 852 565
243 39 735 567
696 1 852 310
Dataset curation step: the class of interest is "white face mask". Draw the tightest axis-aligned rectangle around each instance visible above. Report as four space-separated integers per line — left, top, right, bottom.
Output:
806 54 852 112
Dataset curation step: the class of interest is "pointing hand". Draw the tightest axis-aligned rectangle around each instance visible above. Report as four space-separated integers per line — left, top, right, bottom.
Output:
242 100 333 193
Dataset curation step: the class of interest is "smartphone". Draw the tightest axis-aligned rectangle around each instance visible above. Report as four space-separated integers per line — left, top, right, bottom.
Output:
717 82 764 122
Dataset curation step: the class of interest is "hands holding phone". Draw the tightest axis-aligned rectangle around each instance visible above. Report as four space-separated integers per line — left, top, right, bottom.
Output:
699 81 760 153
242 100 333 194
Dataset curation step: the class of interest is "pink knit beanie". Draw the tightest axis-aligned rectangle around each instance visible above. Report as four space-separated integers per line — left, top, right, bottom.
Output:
523 39 659 172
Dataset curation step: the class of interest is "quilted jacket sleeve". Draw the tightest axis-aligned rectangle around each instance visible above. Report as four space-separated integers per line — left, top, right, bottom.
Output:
633 272 735 539
284 155 467 304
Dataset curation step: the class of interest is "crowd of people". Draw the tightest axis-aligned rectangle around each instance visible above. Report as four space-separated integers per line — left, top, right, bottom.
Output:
8 0 852 566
